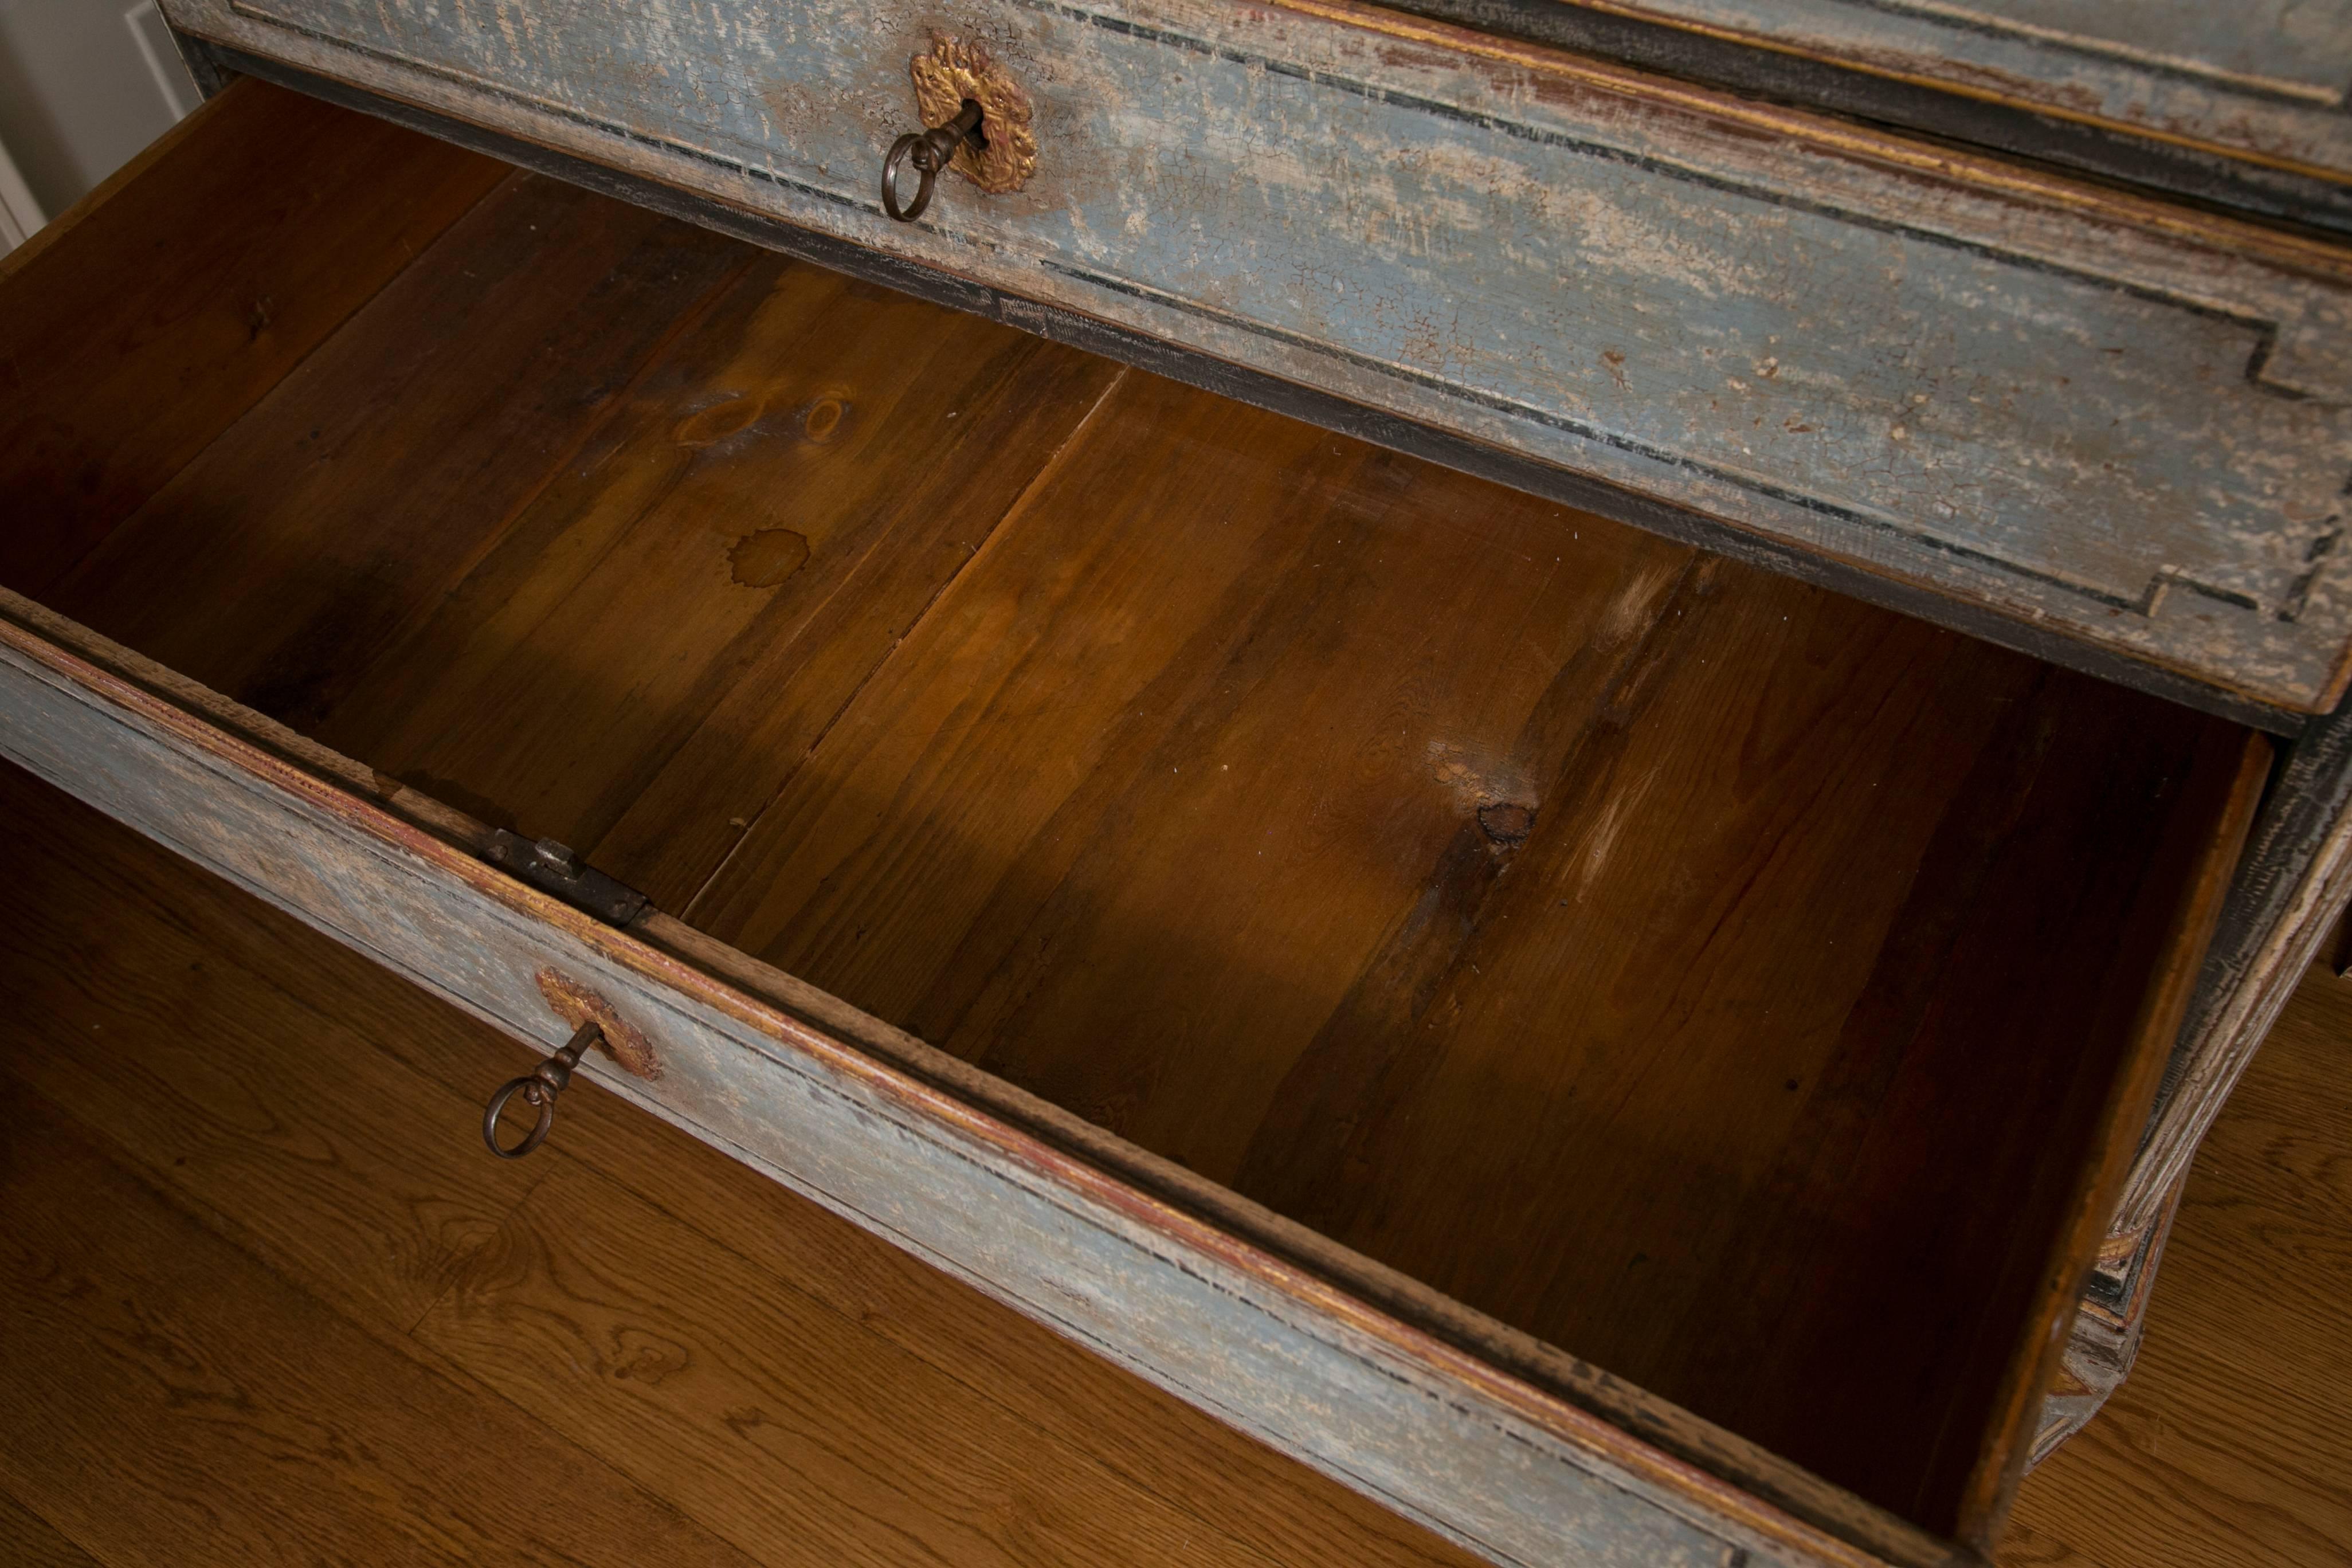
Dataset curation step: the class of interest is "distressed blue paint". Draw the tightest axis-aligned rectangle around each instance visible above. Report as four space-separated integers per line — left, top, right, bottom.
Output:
174 0 2352 706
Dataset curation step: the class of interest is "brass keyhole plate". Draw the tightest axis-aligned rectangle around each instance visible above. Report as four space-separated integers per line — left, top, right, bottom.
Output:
535 967 663 1080
911 35 1037 195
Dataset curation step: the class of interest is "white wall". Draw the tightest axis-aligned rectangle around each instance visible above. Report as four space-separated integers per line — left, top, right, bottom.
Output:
0 0 194 245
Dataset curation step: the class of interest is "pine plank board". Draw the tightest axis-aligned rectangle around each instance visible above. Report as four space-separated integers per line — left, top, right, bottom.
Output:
44 172 749 732
0 80 503 598
308 258 1123 909
687 364 2264 1530
14 136 1126 913
686 369 1699 1053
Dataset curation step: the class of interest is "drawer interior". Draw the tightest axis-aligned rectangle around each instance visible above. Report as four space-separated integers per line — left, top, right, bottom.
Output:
2 82 2267 1546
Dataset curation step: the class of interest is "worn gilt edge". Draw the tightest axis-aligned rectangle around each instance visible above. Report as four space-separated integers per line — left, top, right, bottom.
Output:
1545 0 2352 187
0 604 1938 1568
1264 0 2352 283
910 34 1037 194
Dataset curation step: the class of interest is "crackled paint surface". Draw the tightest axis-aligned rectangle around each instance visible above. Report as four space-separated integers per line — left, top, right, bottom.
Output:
172 0 2352 707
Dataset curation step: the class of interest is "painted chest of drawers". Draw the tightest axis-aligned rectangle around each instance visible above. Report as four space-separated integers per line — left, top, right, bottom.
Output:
5 1 2351 1562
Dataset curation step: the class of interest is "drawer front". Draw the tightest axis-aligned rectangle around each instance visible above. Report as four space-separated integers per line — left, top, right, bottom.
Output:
167 0 2352 712
1555 0 2352 189
0 598 1933 1568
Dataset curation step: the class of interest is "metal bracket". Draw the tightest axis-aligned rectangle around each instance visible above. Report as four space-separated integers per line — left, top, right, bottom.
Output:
484 831 650 926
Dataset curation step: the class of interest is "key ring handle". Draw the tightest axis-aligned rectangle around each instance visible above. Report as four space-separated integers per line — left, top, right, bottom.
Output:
881 99 983 222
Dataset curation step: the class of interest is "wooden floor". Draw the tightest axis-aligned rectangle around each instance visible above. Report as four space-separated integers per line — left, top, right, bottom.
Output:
2003 970 2352 1568
1 762 2347 1567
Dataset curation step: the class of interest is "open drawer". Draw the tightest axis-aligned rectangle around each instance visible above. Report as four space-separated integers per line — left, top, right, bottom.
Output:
0 82 2272 1567
154 0 2352 719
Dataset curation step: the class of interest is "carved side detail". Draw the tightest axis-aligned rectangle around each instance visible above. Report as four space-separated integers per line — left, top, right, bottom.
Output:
2113 729 2352 1245
2032 1173 2186 1464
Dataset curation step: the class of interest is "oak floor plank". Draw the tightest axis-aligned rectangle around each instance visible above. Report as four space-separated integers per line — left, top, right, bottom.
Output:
0 1077 762 1568
0 768 550 1332
2002 966 2352 1568
0 81 504 598
419 1155 1326 1568
0 762 1476 1568
0 1490 105 1568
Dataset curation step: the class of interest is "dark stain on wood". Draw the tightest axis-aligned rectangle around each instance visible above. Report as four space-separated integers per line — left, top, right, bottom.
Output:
729 529 812 588
1475 801 1536 845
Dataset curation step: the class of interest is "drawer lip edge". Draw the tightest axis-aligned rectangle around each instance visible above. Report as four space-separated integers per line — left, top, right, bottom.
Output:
0 584 1960 1568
